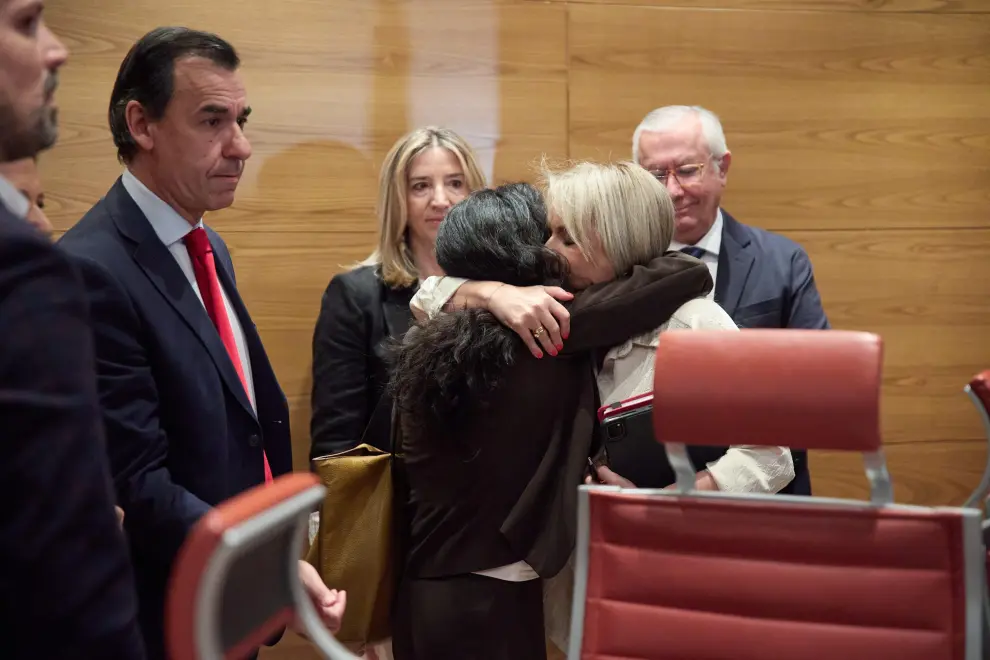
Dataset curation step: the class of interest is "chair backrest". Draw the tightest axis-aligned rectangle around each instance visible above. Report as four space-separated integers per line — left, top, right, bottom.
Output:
963 370 990 509
568 330 984 660
167 473 358 660
652 328 889 500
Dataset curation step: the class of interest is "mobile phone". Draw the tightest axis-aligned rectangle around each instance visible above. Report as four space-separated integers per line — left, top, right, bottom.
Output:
598 393 667 488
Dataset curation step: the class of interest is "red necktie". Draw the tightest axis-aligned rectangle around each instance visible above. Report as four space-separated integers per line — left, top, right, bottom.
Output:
184 227 273 484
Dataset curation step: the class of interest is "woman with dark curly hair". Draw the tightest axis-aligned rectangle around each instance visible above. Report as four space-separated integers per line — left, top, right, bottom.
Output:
389 180 711 660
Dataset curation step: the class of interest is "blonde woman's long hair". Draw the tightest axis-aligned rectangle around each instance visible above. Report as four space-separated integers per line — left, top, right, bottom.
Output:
361 126 487 289
542 160 674 276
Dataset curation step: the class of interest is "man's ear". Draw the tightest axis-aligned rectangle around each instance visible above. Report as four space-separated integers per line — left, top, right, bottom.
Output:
124 100 155 153
717 151 732 180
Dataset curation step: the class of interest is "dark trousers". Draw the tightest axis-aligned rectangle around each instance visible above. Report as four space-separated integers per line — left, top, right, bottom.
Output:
392 573 546 660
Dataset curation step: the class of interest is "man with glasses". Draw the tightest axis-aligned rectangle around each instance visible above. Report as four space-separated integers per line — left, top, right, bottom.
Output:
633 104 829 495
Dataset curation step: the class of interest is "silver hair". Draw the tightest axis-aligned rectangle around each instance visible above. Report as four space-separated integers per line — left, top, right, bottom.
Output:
632 105 729 165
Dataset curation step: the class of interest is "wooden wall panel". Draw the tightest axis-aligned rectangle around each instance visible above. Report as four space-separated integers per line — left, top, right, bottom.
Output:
813 439 987 505
568 3 990 506
530 0 990 12
39 0 990 656
568 5 990 231
45 0 568 475
792 227 990 445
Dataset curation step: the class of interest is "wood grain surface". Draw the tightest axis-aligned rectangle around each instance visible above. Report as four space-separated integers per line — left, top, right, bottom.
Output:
37 3 990 654
526 0 990 12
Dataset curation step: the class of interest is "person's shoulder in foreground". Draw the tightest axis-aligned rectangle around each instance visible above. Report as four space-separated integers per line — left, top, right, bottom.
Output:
0 212 146 659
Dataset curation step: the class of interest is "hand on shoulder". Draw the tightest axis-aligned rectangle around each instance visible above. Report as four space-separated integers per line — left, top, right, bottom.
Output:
487 284 573 358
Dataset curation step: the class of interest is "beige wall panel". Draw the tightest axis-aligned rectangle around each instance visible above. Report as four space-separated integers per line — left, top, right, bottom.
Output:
568 5 990 231
46 0 567 476
526 0 990 12
790 228 990 445
811 439 987 505
43 0 990 519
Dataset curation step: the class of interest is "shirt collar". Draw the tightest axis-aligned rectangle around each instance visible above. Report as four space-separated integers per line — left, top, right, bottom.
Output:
121 169 203 248
669 209 723 257
0 173 30 219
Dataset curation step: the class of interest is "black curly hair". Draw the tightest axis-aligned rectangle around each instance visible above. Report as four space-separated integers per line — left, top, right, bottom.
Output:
389 182 568 449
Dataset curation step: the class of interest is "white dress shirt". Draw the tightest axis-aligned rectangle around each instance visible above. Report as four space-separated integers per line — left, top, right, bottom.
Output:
0 174 30 219
669 209 722 299
120 170 257 412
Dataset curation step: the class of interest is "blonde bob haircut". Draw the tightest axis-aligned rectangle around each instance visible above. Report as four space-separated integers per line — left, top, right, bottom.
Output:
361 126 487 289
542 160 675 276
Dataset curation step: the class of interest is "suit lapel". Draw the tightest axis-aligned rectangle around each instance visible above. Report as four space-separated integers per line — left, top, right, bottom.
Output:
715 211 755 319
109 181 256 419
382 283 414 338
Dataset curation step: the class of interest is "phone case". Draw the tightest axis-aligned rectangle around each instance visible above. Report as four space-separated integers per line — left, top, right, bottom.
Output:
598 393 671 488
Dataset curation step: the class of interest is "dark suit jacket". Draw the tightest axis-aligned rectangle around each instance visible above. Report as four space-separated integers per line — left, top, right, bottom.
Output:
310 265 414 458
400 254 713 580
716 211 829 331
0 206 145 659
716 210 830 495
57 179 291 660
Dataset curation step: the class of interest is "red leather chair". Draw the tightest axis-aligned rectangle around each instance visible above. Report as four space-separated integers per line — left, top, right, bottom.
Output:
963 370 990 512
166 473 357 660
962 370 990 643
568 330 984 660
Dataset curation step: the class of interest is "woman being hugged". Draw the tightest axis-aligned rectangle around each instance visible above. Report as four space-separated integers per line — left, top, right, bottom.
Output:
390 174 712 660
410 162 795 654
415 161 795 495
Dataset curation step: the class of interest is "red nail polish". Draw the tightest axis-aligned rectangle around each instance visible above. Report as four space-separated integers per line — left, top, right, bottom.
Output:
536 351 544 359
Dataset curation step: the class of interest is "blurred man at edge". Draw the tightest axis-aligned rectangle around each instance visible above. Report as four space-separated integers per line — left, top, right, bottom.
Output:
0 0 146 657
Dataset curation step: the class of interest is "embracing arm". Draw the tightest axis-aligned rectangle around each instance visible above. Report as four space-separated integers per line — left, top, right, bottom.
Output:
410 275 466 321
597 428 795 495
310 274 373 458
0 235 146 658
411 253 713 358
704 447 795 494
72 256 211 568
562 253 711 354
411 275 574 358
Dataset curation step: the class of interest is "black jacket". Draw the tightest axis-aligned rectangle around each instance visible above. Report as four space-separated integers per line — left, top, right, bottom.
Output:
310 265 415 459
1 204 145 659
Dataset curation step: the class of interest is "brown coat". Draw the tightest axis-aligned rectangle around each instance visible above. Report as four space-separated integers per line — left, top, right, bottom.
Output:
399 253 712 579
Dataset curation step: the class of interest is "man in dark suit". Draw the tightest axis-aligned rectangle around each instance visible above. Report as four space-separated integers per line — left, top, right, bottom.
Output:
57 27 344 659
631 104 830 495
0 1 146 657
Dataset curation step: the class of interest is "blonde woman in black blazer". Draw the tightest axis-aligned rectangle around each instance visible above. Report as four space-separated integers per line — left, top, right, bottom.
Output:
309 127 487 457
310 127 581 458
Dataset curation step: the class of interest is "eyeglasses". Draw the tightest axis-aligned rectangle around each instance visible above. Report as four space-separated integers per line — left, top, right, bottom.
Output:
649 162 708 188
